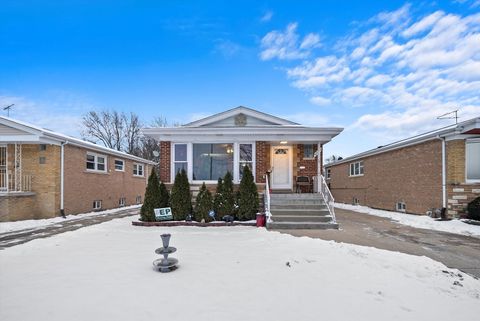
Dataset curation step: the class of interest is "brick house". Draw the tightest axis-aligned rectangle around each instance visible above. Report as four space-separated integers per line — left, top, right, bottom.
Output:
324 117 480 217
142 106 343 193
0 117 155 221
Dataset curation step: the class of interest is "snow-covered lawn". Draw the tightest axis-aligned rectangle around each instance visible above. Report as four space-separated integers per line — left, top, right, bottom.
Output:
335 203 480 238
0 217 479 321
0 205 140 233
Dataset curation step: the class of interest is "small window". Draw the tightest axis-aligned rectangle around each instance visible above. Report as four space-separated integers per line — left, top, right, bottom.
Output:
466 139 480 182
239 143 253 180
86 153 107 172
325 168 331 180
396 202 406 212
353 197 360 205
93 200 102 210
133 163 144 177
119 197 126 207
136 195 142 204
39 156 46 164
304 144 314 158
349 161 364 176
115 159 124 171
39 144 47 151
174 143 188 176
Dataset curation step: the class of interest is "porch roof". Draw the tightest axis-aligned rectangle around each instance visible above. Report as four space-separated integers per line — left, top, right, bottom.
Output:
142 106 343 144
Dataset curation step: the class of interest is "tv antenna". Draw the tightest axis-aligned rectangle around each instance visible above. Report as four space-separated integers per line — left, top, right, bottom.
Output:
2 104 14 117
437 110 458 124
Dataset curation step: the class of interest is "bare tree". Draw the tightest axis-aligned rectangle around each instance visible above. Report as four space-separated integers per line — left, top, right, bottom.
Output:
123 113 142 155
82 111 124 150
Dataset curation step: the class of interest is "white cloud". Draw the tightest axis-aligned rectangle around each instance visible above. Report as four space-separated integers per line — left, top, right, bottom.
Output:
261 5 480 139
310 96 331 106
260 10 273 22
260 23 320 60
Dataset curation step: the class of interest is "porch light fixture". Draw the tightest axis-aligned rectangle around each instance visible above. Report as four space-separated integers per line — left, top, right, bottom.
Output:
280 141 288 144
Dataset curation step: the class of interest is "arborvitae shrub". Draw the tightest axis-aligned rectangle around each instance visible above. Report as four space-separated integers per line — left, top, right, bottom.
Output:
222 171 235 216
170 169 191 220
195 182 213 222
237 165 259 220
140 169 161 222
213 177 224 219
467 196 480 221
159 181 170 208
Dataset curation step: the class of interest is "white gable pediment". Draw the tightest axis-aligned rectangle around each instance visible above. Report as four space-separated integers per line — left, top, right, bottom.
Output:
183 106 299 128
0 123 29 136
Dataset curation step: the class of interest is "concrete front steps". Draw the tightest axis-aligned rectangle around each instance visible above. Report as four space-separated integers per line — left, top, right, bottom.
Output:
266 193 339 230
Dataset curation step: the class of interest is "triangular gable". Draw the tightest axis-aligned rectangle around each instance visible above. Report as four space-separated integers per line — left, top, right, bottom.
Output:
183 106 299 127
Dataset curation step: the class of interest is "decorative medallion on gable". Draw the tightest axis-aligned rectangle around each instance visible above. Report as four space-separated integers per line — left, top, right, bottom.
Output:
234 113 247 126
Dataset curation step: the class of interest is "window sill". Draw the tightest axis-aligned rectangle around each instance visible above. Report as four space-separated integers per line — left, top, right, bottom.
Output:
133 175 145 178
85 170 109 175
349 174 364 178
303 157 315 161
115 169 125 172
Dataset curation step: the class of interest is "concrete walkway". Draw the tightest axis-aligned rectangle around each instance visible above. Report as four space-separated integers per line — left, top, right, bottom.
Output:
0 208 140 249
279 208 480 278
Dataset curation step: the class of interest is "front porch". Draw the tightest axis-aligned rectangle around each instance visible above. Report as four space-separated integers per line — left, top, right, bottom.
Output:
0 144 34 195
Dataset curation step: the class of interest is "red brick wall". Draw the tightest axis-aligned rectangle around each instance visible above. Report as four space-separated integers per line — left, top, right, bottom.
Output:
159 141 171 183
327 140 443 215
294 144 319 192
64 145 151 215
255 141 270 184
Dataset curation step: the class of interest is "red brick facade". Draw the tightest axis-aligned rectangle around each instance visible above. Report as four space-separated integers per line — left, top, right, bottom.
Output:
255 141 270 184
159 141 171 183
327 140 443 215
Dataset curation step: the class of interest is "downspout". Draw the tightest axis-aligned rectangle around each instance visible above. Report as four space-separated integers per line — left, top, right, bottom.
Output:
60 141 69 217
437 135 447 209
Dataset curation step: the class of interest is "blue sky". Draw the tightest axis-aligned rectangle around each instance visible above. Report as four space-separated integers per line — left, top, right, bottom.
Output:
1 0 479 158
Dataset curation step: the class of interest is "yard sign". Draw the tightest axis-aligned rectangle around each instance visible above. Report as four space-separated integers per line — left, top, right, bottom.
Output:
154 207 173 221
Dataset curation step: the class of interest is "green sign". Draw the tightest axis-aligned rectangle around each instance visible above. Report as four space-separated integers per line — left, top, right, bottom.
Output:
154 207 173 221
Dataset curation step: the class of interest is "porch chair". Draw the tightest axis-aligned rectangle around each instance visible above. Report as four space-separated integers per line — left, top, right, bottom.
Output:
295 176 312 193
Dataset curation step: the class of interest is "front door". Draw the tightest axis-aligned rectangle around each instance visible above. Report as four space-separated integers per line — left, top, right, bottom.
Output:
271 146 292 189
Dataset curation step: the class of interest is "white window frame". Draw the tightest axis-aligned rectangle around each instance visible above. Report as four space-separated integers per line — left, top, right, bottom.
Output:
303 144 315 159
119 197 126 207
93 200 102 210
466 139 480 183
86 152 107 173
0 145 7 192
349 161 364 177
396 201 406 212
171 142 256 184
135 195 142 204
325 168 331 180
172 143 189 182
114 159 125 172
133 163 144 177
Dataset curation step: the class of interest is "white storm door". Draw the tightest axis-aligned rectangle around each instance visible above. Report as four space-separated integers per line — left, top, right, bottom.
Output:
271 146 292 189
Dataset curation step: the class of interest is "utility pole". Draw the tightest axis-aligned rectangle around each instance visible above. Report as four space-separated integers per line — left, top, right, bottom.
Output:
2 104 14 117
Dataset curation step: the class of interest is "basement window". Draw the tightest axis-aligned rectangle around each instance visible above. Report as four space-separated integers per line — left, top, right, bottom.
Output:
93 200 102 210
396 202 406 212
136 195 142 204
353 197 360 205
119 197 126 207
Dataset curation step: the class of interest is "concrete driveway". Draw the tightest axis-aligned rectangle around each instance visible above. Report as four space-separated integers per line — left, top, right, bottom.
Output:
280 208 480 278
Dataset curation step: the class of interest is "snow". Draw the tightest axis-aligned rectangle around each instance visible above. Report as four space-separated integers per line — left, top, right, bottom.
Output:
1 217 479 321
0 205 140 233
335 203 480 238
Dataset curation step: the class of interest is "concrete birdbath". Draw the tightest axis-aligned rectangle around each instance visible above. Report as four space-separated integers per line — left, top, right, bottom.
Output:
152 233 178 272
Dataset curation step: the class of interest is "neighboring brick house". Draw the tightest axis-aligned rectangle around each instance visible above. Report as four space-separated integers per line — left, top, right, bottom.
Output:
325 117 480 217
0 117 155 221
143 106 342 193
